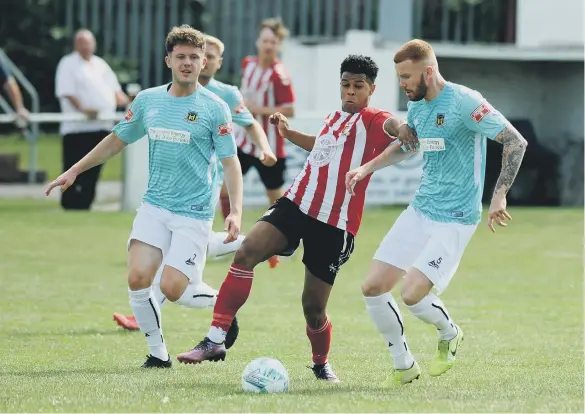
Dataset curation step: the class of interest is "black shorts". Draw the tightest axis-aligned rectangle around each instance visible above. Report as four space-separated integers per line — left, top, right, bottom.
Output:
258 197 355 285
238 148 286 190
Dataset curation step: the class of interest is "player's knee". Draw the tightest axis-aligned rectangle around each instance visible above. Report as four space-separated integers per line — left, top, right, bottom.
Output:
233 240 262 269
361 279 388 297
159 277 182 302
302 296 326 329
127 265 154 291
401 282 426 306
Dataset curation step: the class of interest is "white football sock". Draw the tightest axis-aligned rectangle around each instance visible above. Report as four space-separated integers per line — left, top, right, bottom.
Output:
407 293 457 340
176 282 218 309
207 326 227 344
364 292 415 370
207 231 245 259
129 287 168 361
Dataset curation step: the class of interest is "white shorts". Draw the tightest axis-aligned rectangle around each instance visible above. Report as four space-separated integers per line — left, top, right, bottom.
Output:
373 205 477 294
127 202 212 281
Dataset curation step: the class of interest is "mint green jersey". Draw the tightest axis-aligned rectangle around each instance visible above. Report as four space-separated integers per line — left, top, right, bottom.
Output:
113 83 237 220
406 82 508 225
204 78 255 187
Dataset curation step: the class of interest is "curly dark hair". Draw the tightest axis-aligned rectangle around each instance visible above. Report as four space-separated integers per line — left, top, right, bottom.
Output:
165 24 205 54
340 54 379 84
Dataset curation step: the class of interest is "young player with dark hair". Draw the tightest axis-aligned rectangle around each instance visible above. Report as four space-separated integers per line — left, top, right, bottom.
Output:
176 54 416 382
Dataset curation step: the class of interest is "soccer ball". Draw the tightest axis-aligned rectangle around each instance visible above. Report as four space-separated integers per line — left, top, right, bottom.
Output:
241 357 289 393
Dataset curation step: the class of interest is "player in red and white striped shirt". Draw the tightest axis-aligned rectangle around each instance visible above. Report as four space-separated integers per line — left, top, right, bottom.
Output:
219 18 295 220
178 55 410 382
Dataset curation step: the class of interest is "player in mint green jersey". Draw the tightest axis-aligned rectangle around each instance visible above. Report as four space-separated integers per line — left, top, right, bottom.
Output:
45 25 244 368
112 34 278 333
346 39 528 385
200 34 279 266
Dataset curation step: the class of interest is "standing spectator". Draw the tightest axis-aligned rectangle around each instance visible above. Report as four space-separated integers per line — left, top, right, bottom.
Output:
226 18 296 209
55 29 128 210
0 58 29 126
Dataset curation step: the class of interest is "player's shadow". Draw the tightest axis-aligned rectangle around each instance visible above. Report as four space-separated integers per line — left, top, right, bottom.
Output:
5 328 135 338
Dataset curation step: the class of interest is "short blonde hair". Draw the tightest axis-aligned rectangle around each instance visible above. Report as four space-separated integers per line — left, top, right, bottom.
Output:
165 24 205 54
393 39 434 64
204 34 225 55
260 17 289 41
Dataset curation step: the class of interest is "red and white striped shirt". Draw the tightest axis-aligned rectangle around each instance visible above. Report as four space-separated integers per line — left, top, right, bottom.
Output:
284 107 395 236
234 56 295 159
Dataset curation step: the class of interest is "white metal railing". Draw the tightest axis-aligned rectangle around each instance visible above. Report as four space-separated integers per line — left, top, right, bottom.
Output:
0 112 126 124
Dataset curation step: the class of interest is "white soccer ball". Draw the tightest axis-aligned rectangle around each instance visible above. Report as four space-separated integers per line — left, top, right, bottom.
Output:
241 357 289 393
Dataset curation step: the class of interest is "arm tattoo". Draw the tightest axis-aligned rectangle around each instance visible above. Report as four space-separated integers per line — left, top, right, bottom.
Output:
493 124 528 196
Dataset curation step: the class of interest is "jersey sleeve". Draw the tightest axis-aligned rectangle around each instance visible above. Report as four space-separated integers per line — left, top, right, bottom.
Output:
211 101 238 159
112 93 146 144
273 63 295 106
460 91 508 140
368 111 396 146
225 88 255 128
406 101 415 129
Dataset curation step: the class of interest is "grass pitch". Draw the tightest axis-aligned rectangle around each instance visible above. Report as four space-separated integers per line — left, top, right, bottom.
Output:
0 199 582 412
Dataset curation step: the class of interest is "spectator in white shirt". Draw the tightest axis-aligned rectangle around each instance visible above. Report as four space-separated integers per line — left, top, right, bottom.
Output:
55 29 129 210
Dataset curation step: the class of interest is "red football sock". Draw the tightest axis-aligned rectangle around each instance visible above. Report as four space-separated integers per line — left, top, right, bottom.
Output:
220 195 231 220
211 264 254 332
306 317 332 365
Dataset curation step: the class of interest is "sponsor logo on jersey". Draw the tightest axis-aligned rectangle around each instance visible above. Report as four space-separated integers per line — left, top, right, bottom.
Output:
471 103 491 122
218 123 233 136
124 109 134 121
148 127 190 144
418 138 446 152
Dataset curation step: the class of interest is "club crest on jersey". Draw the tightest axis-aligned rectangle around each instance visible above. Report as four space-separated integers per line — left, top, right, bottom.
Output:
309 135 337 167
436 113 445 127
185 111 198 123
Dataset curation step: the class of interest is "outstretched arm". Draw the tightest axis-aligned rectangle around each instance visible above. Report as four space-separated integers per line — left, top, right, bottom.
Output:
345 142 413 195
71 133 127 174
363 142 413 175
282 129 316 152
45 133 126 195
269 112 315 151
